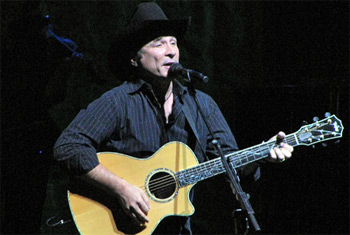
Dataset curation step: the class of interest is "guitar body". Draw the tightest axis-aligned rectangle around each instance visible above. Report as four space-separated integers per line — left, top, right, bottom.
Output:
68 142 198 235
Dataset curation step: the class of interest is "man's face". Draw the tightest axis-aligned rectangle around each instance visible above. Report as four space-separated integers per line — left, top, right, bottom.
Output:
134 36 179 78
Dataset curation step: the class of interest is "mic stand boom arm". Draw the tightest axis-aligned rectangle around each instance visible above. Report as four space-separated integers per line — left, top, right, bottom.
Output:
186 79 261 233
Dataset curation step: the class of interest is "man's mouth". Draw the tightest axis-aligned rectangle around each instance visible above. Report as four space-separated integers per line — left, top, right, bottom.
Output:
163 62 175 67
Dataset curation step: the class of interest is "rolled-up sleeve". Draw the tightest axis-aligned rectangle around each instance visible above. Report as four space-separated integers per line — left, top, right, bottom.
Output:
53 93 118 175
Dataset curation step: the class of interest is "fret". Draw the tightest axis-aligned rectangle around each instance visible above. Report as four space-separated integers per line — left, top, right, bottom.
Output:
293 133 299 145
177 158 224 187
240 156 248 165
247 154 255 162
285 133 298 146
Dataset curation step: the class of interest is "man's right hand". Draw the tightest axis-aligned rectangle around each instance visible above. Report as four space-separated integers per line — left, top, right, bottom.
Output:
117 178 150 224
85 163 150 224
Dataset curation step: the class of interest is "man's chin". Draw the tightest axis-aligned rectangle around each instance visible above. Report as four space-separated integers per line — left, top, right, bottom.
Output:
142 72 171 83
155 71 172 80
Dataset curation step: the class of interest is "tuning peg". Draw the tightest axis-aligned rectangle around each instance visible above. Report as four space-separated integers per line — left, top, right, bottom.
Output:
313 116 319 122
325 112 331 118
302 120 308 125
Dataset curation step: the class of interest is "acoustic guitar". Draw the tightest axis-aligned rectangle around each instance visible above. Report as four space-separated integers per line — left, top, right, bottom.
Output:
68 114 343 235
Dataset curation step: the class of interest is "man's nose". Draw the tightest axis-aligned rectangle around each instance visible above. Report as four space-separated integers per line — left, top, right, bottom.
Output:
165 44 176 58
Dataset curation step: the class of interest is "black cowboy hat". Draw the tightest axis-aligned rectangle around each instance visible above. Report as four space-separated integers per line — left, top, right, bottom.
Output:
108 2 191 80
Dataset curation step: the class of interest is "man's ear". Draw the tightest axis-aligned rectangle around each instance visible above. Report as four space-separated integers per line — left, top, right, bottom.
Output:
131 58 138 67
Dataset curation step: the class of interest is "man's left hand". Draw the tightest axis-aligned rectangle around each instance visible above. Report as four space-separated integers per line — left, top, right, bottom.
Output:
267 131 294 163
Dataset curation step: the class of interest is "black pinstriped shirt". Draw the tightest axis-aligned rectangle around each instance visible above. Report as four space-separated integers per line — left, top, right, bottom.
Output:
53 79 239 175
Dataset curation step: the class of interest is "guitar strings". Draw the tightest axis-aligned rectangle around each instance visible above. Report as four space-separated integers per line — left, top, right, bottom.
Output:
144 159 221 191
140 122 336 194
144 151 238 192
226 134 297 163
146 135 296 191
140 176 176 193
140 134 298 193
143 120 339 193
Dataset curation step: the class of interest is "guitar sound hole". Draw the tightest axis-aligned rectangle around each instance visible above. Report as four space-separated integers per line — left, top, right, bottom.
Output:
148 172 177 200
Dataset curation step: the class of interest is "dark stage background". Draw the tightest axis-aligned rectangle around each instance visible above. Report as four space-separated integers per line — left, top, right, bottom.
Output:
1 1 349 234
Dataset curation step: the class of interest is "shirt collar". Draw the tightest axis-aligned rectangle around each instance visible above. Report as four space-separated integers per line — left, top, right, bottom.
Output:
124 78 188 98
124 79 147 95
173 79 187 98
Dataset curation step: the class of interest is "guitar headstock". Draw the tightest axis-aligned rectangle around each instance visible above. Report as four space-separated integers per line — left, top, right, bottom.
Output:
296 114 343 146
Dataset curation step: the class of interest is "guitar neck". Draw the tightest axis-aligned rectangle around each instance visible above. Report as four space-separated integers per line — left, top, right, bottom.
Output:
176 133 299 187
177 114 343 187
227 133 299 167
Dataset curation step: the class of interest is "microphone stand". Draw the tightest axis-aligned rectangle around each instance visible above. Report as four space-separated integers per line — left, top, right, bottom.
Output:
186 78 261 233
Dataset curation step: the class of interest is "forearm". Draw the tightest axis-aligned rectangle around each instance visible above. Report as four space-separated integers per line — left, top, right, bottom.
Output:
82 163 127 196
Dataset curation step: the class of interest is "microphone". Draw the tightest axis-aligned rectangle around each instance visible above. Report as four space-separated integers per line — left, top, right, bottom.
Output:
168 63 209 83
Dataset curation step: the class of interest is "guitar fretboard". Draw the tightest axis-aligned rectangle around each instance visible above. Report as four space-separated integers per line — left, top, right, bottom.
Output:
176 133 299 187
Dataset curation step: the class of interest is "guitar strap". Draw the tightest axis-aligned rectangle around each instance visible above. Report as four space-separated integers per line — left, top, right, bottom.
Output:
182 97 210 162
